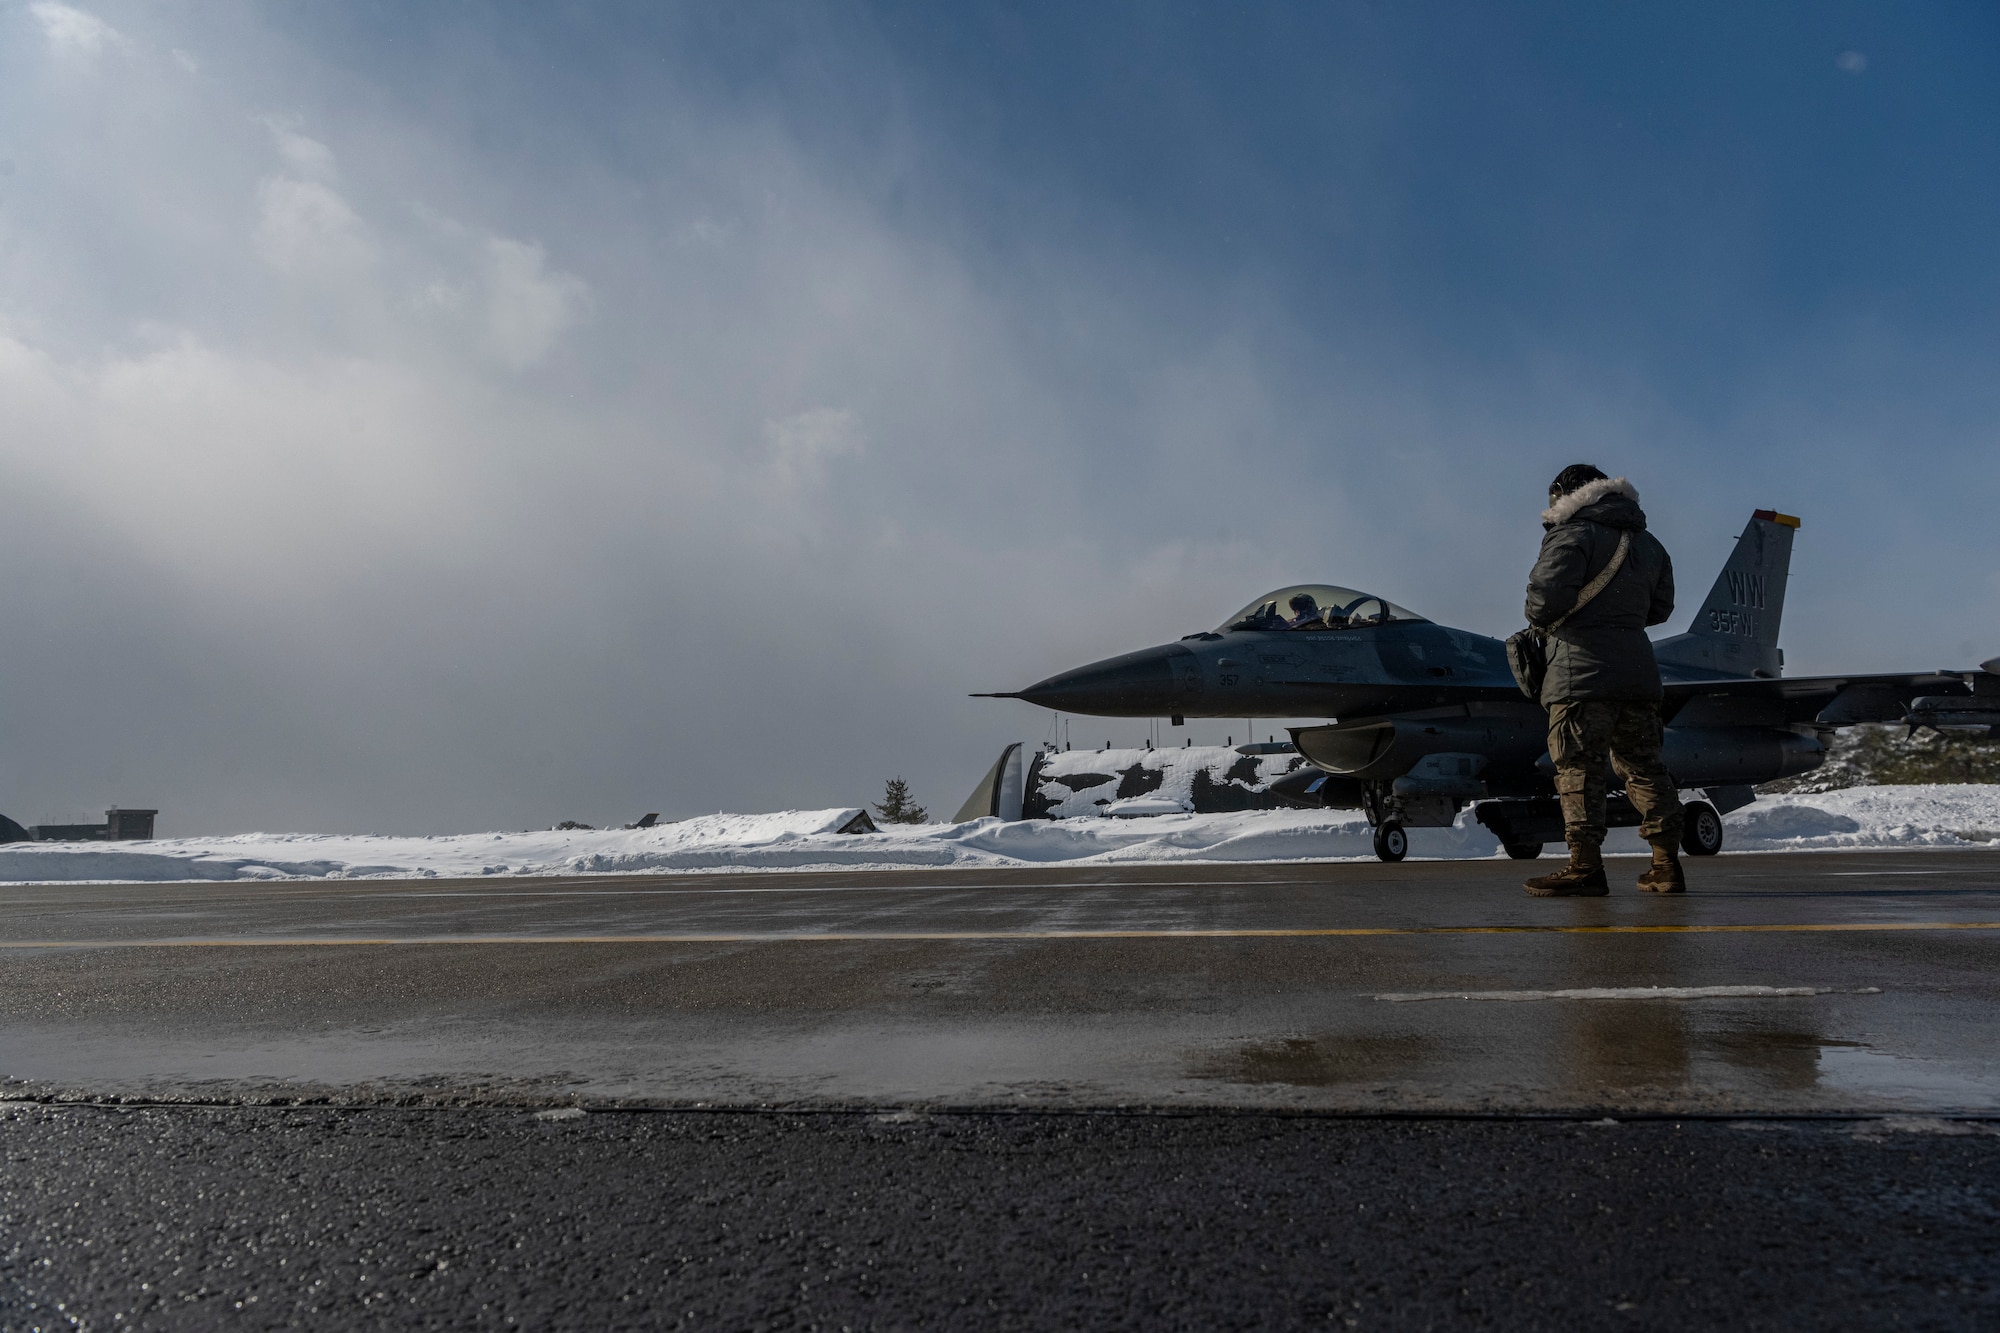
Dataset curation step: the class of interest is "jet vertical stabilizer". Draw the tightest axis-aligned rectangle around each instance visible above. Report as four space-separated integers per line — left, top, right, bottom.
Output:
953 742 1026 822
1652 510 1798 679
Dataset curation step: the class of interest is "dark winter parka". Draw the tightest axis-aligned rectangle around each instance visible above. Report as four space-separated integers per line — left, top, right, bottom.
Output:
1524 477 1675 705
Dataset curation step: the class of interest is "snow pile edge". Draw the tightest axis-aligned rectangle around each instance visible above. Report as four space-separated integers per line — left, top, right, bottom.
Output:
0 787 1995 883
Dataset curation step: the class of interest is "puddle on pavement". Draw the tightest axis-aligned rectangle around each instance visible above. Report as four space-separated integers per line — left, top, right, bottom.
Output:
1187 1008 2000 1109
1705 1031 1868 1091
1548 1005 1924 1100
1816 1045 2000 1106
1189 1034 1437 1087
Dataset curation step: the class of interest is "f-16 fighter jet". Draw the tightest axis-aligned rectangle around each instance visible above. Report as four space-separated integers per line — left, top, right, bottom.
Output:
976 511 2000 861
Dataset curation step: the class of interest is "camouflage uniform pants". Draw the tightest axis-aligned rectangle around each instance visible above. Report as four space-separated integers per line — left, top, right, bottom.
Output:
1547 700 1683 851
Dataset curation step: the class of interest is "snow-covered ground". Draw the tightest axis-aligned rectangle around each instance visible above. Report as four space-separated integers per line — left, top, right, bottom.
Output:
1 786 1996 884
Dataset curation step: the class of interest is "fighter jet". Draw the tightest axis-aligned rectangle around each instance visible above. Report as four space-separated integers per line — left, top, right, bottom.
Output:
976 511 2000 861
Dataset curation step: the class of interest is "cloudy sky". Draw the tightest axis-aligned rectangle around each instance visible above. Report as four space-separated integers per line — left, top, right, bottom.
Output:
2 1 1996 833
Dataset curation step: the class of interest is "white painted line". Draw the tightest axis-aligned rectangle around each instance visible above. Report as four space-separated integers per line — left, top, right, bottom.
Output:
1373 985 1883 1003
369 879 1316 898
0 878 1323 906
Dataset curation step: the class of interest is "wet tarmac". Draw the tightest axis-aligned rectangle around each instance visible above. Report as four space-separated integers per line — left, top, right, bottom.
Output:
2 849 1996 1113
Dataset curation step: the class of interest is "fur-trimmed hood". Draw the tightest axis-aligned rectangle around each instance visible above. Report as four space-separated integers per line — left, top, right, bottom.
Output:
1541 475 1641 527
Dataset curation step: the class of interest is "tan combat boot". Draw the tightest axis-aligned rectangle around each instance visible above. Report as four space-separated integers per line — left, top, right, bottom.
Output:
1636 840 1687 893
1524 841 1609 897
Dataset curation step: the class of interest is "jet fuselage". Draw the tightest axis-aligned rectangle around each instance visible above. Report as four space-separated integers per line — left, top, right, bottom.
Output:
1009 619 1523 723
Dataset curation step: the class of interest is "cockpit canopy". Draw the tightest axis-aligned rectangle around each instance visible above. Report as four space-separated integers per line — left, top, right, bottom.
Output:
1219 584 1428 633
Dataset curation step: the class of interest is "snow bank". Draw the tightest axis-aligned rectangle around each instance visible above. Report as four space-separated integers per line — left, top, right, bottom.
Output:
1724 784 2000 851
1 787 1995 883
0 809 886 883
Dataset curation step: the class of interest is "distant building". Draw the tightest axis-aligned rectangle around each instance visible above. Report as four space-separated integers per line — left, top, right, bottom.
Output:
5 808 159 843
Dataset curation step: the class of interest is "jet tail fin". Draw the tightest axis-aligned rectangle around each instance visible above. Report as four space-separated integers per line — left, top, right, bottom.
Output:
1652 510 1798 678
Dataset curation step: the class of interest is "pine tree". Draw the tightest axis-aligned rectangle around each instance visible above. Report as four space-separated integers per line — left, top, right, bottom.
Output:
875 777 928 824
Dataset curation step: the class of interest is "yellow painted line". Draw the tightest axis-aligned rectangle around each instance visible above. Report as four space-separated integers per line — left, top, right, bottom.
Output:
1 921 1998 948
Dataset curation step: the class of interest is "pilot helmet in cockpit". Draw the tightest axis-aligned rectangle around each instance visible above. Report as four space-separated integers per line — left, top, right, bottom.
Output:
1286 593 1323 628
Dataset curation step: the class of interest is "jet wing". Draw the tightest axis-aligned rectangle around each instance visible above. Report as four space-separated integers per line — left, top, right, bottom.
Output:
1661 671 1973 728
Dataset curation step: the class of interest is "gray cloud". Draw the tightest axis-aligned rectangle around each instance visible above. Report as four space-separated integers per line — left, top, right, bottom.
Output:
0 3 1993 835
29 1 120 58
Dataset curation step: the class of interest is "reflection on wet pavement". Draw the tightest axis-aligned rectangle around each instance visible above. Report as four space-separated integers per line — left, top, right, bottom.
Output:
1707 1030 1870 1091
1183 996 2000 1114
1191 1033 1439 1087
1567 1000 1694 1090
1817 1045 2000 1104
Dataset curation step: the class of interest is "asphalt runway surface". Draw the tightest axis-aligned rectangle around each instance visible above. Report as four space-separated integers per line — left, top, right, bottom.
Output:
1 849 1996 1112
3 850 1997 1327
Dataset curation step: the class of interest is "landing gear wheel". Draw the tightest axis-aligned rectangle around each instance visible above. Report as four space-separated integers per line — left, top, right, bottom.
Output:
1373 820 1408 863
1680 800 1724 857
1503 841 1544 860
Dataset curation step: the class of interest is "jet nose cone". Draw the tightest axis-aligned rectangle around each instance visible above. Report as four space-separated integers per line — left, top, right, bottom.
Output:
1017 644 1193 716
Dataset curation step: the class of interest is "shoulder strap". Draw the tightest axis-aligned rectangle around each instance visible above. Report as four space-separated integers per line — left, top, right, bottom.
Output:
1550 530 1632 632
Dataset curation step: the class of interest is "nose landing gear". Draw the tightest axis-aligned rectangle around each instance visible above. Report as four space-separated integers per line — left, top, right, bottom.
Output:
1359 781 1457 862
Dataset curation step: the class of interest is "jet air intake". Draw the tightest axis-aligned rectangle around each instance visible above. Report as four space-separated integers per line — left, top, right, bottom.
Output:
1291 711 1547 783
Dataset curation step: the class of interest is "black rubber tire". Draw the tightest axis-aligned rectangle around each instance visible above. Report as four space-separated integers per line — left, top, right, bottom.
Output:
1681 800 1724 856
1373 820 1408 863
1503 841 1544 860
